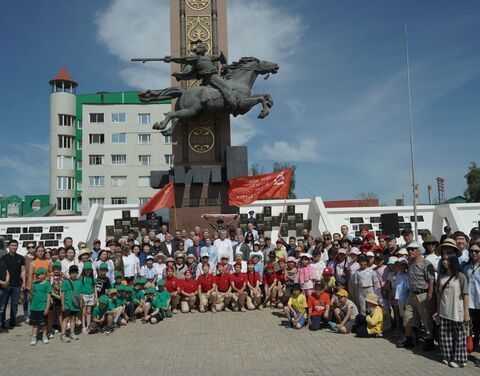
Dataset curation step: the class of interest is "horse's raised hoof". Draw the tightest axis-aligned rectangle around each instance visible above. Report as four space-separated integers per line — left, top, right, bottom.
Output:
258 110 269 119
152 122 163 130
267 100 273 108
161 129 173 136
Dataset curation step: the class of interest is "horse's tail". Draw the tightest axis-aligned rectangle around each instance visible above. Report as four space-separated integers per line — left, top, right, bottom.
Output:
138 87 184 102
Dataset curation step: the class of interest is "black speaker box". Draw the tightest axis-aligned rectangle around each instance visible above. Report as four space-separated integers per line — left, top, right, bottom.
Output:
381 213 400 237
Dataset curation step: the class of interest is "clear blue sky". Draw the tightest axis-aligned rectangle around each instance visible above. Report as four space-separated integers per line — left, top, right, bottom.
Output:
0 0 479 205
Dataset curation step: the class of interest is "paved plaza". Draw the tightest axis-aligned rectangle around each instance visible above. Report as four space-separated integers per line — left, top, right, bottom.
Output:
1 309 478 376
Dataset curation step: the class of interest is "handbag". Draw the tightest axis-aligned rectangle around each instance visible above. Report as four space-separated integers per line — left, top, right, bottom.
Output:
466 321 474 355
68 279 81 308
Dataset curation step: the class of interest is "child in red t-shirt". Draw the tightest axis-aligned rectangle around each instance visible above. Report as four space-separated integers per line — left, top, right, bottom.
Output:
307 281 331 331
262 264 278 308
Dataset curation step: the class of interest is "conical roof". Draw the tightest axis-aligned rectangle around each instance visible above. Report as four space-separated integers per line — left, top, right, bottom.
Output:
49 67 77 87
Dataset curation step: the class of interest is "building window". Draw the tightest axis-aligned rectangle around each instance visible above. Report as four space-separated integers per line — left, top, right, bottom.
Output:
88 176 104 187
77 140 82 150
164 135 172 144
138 176 150 187
138 134 151 144
138 155 151 165
139 197 150 205
89 134 105 144
89 155 104 165
111 197 127 205
76 180 82 191
77 120 82 129
57 156 74 169
58 114 75 126
349 217 364 224
410 215 424 222
111 176 127 187
77 197 82 209
164 154 173 164
111 154 127 165
111 112 126 123
58 135 74 149
89 197 105 207
57 197 73 211
89 113 104 123
56 176 74 190
112 133 127 144
138 113 150 124
77 160 82 170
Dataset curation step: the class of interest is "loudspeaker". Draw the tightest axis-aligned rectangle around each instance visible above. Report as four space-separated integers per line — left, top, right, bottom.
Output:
150 171 170 188
225 146 248 180
192 166 203 184
211 165 222 183
381 213 400 237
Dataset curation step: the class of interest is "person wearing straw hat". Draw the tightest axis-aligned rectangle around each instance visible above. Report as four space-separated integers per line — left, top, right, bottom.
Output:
354 292 383 337
77 247 96 278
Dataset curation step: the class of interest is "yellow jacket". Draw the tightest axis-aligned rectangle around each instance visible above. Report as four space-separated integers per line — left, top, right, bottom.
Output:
366 306 383 335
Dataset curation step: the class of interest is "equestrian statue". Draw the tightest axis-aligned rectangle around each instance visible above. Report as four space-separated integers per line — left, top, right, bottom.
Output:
132 41 279 136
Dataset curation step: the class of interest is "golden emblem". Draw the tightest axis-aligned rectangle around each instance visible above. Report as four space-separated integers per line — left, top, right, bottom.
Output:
188 127 215 153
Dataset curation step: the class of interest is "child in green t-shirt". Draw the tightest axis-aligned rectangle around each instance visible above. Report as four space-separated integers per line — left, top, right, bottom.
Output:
108 288 127 327
89 295 115 335
113 271 124 289
29 267 52 345
143 287 162 324
132 279 145 319
60 265 83 343
80 262 97 334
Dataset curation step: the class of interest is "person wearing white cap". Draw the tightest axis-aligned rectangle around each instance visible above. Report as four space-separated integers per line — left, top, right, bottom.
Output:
327 248 348 287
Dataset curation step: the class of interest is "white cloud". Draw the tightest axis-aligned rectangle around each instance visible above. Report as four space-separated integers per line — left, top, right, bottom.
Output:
0 142 49 195
96 0 171 89
96 0 305 88
260 138 317 162
231 116 258 146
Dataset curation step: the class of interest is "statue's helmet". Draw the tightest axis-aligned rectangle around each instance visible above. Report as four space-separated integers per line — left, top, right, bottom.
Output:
193 42 208 54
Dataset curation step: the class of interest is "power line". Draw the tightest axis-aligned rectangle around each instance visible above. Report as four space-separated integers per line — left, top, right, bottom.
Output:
0 90 48 111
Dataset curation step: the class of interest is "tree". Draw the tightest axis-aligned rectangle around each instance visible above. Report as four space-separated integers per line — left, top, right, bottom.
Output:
273 162 296 199
357 191 379 201
249 162 263 176
465 162 480 202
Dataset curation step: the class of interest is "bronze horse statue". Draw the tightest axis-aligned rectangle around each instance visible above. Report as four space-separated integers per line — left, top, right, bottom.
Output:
138 57 279 136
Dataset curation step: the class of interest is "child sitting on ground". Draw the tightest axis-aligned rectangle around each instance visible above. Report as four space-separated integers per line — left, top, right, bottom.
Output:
307 281 331 331
355 293 384 338
332 289 359 334
89 295 115 335
283 283 308 329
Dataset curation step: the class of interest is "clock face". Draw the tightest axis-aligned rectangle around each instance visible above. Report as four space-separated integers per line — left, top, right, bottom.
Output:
188 127 215 153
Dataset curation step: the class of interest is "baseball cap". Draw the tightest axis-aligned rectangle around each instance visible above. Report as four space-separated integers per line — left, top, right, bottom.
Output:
99 263 109 271
83 262 93 270
349 247 360 255
322 267 333 275
406 241 421 249
52 261 62 269
146 255 154 261
337 248 347 255
114 271 123 278
387 256 398 265
398 248 408 256
287 256 297 263
157 279 166 287
336 289 348 298
34 267 47 275
366 251 374 257
401 228 413 235
352 237 362 244
314 236 323 243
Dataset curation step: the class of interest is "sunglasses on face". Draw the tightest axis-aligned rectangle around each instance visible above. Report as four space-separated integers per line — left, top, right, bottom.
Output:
470 249 480 254
324 236 331 240
27 246 35 249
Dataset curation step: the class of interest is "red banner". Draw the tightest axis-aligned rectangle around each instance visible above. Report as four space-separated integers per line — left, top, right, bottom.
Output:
228 169 292 206
140 181 175 216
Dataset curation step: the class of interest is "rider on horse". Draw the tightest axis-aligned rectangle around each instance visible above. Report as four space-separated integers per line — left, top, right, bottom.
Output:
164 42 239 110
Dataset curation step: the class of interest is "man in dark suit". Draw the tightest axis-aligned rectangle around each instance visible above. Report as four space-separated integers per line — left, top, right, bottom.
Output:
233 234 251 260
159 233 174 258
187 236 202 259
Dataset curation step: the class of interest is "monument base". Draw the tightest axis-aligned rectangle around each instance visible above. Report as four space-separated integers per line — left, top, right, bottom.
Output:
169 182 238 230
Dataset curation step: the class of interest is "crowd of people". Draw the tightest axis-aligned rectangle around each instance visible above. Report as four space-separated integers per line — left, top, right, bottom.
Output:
0 215 479 368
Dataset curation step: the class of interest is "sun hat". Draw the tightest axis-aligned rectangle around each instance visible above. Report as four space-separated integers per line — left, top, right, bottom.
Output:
422 235 439 247
437 238 462 257
364 293 379 306
366 251 374 257
108 288 118 296
337 248 347 255
77 248 91 260
287 256 297 263
300 253 312 259
406 241 421 249
336 289 349 298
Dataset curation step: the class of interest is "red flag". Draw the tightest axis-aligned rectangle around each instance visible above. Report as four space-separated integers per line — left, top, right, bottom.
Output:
228 169 292 206
140 181 175 216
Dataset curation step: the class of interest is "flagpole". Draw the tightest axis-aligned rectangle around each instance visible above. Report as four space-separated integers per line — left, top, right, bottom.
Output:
173 192 178 231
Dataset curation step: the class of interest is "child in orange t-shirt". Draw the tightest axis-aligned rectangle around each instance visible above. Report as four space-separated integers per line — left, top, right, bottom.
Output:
307 281 331 331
